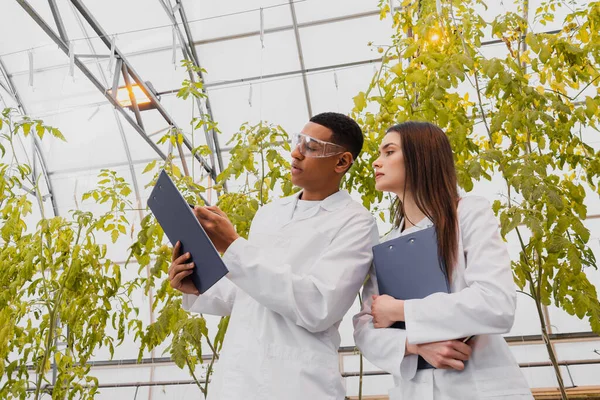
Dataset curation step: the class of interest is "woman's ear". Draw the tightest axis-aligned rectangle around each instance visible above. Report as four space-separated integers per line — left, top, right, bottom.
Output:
335 152 354 174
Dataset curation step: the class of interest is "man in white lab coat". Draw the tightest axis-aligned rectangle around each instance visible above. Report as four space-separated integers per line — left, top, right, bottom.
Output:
168 112 379 400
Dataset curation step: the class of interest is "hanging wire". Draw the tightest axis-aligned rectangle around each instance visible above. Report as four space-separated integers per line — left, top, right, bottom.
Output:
171 25 178 68
28 49 33 87
259 7 265 49
258 8 265 123
333 69 340 112
248 83 253 107
68 41 75 79
107 35 116 73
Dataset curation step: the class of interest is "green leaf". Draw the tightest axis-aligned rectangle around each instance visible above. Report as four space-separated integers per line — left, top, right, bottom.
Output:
143 160 157 174
353 92 367 112
22 122 32 136
390 63 403 76
492 200 502 215
121 186 132 197
51 127 66 141
36 124 45 139
567 245 582 275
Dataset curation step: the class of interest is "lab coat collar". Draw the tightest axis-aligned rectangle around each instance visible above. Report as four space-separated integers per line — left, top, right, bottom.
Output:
279 189 353 223
398 216 434 235
279 189 352 211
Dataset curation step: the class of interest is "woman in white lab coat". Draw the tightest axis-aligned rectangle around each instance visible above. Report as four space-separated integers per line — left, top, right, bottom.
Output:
353 122 533 400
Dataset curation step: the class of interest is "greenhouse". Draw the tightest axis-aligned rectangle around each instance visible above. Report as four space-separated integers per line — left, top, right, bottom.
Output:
1 0 599 399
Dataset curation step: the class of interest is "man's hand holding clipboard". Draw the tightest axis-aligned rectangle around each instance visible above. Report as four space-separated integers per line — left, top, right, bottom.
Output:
191 206 240 254
148 171 229 294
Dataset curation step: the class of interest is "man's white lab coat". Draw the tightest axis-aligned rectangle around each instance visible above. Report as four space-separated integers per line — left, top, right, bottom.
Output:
184 190 378 399
354 196 533 400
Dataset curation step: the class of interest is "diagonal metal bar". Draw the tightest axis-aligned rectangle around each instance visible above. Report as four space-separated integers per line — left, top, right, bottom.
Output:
0 79 11 96
48 0 69 42
66 0 214 179
157 0 214 175
177 0 225 184
157 0 225 191
288 0 312 118
66 0 207 207
15 0 214 207
67 1 145 214
16 0 169 164
121 63 145 130
0 54 59 217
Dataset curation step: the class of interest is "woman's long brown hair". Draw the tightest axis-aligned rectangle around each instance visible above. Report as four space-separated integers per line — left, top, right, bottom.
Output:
388 122 460 278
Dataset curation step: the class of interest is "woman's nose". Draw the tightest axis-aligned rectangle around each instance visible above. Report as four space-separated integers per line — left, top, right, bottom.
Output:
372 157 381 169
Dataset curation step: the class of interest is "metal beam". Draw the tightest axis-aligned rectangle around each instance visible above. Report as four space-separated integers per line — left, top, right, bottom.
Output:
121 63 145 129
6 10 382 79
16 0 168 160
155 58 384 93
178 0 225 187
17 0 211 206
27 379 207 392
341 358 600 378
157 0 225 190
0 54 59 217
288 0 313 118
47 0 68 43
67 0 214 179
5 19 564 80
27 331 600 371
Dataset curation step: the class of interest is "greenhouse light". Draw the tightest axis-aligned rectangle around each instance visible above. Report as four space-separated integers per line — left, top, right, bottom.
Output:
429 32 441 42
107 81 159 111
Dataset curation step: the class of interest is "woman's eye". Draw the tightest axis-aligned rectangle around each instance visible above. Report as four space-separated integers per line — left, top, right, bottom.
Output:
386 151 394 156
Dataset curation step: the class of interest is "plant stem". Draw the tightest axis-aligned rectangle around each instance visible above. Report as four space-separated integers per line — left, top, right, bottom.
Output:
203 351 217 397
185 358 204 393
358 351 364 400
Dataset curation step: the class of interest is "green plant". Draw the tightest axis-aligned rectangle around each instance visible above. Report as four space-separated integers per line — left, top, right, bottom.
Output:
349 1 600 398
0 108 136 399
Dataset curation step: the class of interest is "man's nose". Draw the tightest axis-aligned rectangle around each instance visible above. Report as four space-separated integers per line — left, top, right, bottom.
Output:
291 144 304 160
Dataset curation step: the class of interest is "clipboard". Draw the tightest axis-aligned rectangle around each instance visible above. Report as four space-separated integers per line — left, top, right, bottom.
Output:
147 170 228 294
373 226 450 369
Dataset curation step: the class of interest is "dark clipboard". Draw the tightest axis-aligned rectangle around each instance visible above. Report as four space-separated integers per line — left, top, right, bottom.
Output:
147 170 228 294
373 225 450 369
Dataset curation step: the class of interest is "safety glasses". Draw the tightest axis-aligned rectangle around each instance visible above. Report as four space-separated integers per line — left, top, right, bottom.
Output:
291 132 348 158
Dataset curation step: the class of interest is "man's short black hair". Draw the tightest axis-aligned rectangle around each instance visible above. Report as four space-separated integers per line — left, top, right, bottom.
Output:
309 112 363 160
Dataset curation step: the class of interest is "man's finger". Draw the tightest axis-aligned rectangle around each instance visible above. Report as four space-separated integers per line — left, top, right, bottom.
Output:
174 252 191 266
171 269 194 289
171 241 181 262
195 206 219 221
206 205 227 218
170 261 194 280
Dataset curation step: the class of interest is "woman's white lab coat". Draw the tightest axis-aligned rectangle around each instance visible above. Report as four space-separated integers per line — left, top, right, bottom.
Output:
353 196 533 400
183 190 379 400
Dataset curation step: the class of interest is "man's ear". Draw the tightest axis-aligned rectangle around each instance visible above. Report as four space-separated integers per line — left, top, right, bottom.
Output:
335 152 354 174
